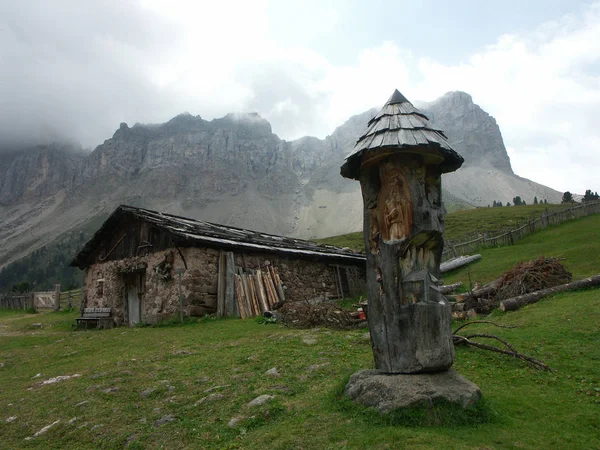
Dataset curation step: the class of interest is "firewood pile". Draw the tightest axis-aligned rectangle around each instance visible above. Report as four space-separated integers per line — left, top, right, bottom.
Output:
454 256 572 316
494 257 572 301
277 300 365 329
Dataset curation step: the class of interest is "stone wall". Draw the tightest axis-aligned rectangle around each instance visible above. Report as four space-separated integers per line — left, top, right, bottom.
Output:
84 247 220 326
83 246 365 326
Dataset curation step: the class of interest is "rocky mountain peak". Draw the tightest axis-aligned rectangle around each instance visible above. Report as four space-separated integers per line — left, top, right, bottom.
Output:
213 112 273 137
421 91 513 174
0 142 84 204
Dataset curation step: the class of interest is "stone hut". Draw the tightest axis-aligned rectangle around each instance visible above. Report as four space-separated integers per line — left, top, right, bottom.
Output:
70 205 366 326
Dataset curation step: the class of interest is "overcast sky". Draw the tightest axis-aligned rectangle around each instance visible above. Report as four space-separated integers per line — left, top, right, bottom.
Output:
0 0 599 193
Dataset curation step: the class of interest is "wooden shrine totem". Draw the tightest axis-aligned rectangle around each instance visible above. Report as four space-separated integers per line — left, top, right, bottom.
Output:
341 90 464 374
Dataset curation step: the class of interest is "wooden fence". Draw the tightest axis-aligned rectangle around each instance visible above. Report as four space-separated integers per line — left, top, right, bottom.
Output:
0 286 83 311
58 288 83 310
441 201 600 262
0 293 35 310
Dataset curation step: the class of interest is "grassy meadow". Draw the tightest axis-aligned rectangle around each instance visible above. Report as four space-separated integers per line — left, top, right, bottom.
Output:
316 203 573 251
1 211 600 449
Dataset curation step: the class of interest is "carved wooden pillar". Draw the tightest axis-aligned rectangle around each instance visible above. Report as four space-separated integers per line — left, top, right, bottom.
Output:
342 90 464 374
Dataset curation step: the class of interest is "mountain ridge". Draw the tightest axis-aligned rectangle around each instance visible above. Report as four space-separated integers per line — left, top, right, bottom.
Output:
0 91 562 275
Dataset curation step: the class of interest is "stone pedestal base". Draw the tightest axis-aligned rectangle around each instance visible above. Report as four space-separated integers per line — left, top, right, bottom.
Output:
344 369 481 413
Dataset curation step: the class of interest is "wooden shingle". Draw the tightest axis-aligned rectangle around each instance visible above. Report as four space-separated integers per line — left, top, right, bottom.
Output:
340 89 464 179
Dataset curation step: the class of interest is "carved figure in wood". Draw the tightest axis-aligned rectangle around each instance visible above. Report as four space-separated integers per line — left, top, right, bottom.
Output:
341 90 464 374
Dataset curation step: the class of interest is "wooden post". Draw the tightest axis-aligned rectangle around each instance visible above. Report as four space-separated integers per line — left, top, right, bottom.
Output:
175 268 185 324
217 251 226 317
54 284 61 311
356 155 455 373
335 265 345 300
224 252 236 317
340 90 464 375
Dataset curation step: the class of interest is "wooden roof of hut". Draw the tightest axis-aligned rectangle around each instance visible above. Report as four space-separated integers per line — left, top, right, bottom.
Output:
70 205 365 269
340 89 464 179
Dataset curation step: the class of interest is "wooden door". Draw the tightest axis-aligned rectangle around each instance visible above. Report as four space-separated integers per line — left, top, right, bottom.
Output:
126 273 145 326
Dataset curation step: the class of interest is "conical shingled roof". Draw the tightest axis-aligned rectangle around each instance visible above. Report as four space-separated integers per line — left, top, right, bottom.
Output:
340 89 464 179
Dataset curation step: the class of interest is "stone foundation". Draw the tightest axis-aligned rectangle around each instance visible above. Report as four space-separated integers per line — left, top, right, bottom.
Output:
84 246 365 326
345 369 481 412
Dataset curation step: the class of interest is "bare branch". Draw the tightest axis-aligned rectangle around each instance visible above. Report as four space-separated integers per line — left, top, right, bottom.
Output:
453 320 517 335
462 333 518 353
453 335 552 371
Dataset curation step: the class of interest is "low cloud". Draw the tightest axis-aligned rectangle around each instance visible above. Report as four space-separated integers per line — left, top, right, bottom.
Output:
0 1 598 193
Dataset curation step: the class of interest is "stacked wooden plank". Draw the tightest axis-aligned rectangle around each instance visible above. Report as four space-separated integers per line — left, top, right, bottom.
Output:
233 266 286 318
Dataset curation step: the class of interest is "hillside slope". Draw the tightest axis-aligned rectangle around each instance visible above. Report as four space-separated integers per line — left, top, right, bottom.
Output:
1 209 599 448
0 91 562 272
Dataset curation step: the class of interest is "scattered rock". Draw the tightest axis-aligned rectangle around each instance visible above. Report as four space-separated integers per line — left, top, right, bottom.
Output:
140 388 156 398
345 369 482 412
194 393 224 406
167 385 175 393
231 373 253 381
302 338 318 345
31 373 42 379
153 414 175 427
247 394 275 407
0 362 4 368
361 333 371 341
228 417 243 428
32 419 61 437
307 363 331 372
204 385 229 393
270 385 293 394
90 424 103 431
172 349 193 356
5 416 17 423
35 374 82 387
265 367 280 378
101 387 119 394
29 323 43 329
68 417 77 425
138 418 147 424
75 401 90 407
90 372 109 379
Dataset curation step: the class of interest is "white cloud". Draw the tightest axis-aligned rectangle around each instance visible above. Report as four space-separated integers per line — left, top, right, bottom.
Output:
0 0 598 193
409 3 600 193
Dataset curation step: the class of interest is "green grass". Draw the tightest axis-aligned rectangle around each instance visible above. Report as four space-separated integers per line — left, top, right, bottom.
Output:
2 211 600 449
1 289 599 449
443 214 600 286
316 203 571 251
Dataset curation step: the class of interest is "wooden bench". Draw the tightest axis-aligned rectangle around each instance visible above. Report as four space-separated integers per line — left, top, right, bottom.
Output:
76 308 113 329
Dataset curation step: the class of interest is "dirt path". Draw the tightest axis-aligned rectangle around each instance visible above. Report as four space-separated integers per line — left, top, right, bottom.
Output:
0 311 50 336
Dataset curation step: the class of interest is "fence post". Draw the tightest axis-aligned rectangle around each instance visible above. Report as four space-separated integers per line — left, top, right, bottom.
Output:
54 284 61 311
67 292 72 309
